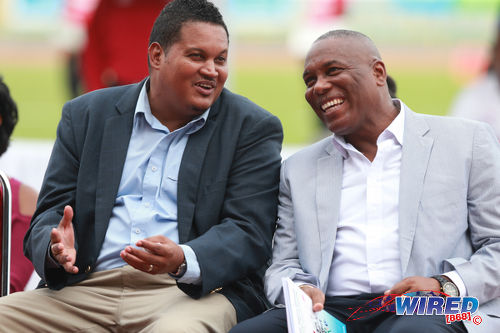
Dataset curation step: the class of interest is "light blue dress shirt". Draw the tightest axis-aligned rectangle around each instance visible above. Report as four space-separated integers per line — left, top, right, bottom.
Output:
94 81 208 284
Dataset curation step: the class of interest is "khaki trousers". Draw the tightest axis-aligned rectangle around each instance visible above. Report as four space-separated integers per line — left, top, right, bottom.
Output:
0 265 236 333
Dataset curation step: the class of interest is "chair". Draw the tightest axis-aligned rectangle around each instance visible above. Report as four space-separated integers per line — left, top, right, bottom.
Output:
0 169 12 297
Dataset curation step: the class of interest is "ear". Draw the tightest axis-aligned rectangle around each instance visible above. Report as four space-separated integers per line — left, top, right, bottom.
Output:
148 42 164 70
372 60 387 86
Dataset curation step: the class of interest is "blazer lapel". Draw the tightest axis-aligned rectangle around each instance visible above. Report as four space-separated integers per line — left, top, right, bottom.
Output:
316 141 344 286
94 83 141 248
398 107 433 274
177 108 219 244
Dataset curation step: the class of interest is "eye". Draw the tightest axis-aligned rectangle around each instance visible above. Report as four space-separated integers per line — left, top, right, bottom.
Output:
304 77 316 88
188 53 204 60
215 56 226 65
327 67 342 75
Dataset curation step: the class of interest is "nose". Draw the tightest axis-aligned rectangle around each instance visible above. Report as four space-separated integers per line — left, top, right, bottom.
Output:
313 76 331 96
200 61 218 78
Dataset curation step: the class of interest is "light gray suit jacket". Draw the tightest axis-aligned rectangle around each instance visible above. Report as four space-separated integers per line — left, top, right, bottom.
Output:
265 105 500 332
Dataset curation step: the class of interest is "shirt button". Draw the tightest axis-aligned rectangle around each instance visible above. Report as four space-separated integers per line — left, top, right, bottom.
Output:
144 202 150 208
85 265 92 273
151 166 157 172
135 228 141 234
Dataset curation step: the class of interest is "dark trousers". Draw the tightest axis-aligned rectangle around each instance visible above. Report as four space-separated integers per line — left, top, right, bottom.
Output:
230 293 467 333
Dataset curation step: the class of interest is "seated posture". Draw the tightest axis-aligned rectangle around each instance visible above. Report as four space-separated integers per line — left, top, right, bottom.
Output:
231 30 500 333
0 1 283 332
0 77 37 293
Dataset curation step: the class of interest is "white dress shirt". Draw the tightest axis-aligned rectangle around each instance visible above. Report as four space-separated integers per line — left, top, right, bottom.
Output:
325 102 466 296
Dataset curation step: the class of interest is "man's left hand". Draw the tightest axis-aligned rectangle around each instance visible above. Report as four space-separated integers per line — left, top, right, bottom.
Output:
383 276 440 304
120 235 184 275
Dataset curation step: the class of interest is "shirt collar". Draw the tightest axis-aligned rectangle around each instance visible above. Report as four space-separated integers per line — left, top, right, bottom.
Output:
331 99 405 158
134 79 210 134
386 99 405 145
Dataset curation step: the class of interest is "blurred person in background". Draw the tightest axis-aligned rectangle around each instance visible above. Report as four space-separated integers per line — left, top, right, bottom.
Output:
81 0 171 92
387 75 397 98
0 77 37 293
450 17 500 140
58 0 100 98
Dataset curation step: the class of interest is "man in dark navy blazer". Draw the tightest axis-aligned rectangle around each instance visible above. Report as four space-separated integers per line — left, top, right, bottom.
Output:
0 0 282 331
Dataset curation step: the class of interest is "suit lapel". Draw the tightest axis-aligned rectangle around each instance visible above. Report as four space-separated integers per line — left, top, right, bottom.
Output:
316 141 344 286
398 107 433 274
176 95 222 243
94 83 141 248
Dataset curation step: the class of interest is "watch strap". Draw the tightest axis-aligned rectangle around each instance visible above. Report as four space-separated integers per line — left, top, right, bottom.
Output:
169 259 187 279
431 275 458 296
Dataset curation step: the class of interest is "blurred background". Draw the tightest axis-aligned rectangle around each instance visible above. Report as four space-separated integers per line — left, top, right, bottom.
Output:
0 0 499 190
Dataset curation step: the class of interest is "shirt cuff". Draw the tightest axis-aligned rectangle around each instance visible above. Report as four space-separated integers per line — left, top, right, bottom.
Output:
295 281 318 289
175 245 202 285
443 270 467 296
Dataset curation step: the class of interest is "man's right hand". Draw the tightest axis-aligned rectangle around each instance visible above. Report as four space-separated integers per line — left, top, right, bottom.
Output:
299 284 325 312
50 205 78 274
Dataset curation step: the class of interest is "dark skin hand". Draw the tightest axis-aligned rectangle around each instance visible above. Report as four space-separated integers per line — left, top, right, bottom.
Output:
120 235 185 275
300 285 326 312
300 278 441 312
382 276 441 304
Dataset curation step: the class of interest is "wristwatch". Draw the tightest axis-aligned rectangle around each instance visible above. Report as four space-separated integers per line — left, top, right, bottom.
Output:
432 275 459 297
169 259 187 279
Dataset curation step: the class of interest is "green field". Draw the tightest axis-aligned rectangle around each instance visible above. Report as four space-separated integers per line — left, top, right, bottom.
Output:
2 63 67 139
2 62 467 144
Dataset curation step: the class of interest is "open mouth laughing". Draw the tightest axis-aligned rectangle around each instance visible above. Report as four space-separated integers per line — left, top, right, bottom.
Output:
321 98 345 112
195 81 216 95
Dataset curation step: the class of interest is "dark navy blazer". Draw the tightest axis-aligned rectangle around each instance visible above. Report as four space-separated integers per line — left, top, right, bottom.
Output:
24 80 283 321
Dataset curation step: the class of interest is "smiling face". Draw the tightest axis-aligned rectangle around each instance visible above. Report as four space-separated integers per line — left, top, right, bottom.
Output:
303 35 387 138
148 21 228 129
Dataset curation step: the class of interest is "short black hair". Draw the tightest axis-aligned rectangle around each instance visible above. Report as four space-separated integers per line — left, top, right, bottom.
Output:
0 77 18 156
314 29 381 59
315 29 370 44
149 0 228 52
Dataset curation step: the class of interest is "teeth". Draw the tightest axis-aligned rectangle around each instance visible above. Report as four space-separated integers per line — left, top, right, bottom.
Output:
198 83 213 89
321 98 344 111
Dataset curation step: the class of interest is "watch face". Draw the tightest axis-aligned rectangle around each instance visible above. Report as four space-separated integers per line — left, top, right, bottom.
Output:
443 282 459 296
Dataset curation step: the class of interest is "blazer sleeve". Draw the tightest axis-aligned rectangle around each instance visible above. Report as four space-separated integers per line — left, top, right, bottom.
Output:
23 100 81 288
179 113 283 298
264 159 319 306
444 122 500 303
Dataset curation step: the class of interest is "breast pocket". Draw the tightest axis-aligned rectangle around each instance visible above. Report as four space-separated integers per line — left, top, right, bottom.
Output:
419 186 468 232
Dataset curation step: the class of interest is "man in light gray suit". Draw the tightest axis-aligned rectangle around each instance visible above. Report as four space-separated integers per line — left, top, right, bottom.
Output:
231 30 500 333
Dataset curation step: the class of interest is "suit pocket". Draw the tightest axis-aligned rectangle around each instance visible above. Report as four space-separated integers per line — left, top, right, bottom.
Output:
423 187 466 203
421 172 466 201
420 188 466 214
419 187 468 237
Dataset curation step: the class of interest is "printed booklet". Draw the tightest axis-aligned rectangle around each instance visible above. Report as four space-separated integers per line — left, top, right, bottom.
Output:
282 277 347 333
